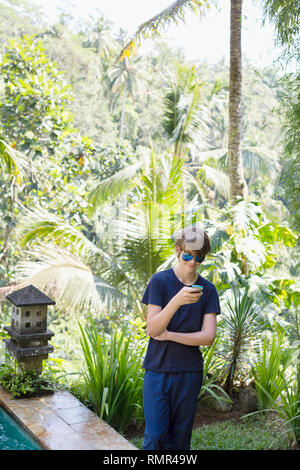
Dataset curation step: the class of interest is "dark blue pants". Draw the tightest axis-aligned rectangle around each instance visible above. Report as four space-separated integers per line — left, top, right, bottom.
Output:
142 370 203 450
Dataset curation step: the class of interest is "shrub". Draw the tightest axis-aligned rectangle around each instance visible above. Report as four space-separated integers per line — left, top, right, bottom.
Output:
78 318 147 432
0 360 58 398
251 325 294 410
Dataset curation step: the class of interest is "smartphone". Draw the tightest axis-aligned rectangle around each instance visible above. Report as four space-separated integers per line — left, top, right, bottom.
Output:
191 284 203 291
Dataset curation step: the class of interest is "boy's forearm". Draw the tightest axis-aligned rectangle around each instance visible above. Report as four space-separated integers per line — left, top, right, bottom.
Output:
147 296 180 337
167 330 215 346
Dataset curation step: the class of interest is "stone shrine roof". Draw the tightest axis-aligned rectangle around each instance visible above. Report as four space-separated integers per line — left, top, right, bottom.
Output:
6 284 55 307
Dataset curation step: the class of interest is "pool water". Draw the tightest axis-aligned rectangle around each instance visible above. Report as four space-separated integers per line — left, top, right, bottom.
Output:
0 406 42 450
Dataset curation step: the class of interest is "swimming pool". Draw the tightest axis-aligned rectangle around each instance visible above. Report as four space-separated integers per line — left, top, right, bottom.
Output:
0 406 42 450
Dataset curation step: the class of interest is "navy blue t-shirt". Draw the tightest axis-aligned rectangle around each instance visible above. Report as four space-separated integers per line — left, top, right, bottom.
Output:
142 268 221 372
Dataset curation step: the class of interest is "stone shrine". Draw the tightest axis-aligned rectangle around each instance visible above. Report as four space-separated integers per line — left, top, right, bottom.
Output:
4 285 55 374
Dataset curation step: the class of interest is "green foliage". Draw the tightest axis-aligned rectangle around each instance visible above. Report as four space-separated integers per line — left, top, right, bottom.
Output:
162 64 207 156
199 335 231 406
276 73 300 233
201 198 297 307
0 0 298 442
120 0 211 60
0 360 59 398
0 137 28 184
0 0 43 44
246 370 300 448
131 415 290 450
218 287 268 394
273 372 300 446
78 318 147 432
189 416 290 450
251 325 294 410
16 148 189 315
263 0 300 52
0 35 73 156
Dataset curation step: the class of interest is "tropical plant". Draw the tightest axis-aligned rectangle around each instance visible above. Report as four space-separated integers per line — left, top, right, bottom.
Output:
198 335 231 406
78 318 147 431
187 145 280 204
0 35 73 157
227 0 247 202
0 138 28 185
0 137 29 271
245 370 300 449
107 54 147 139
272 372 300 449
120 0 210 60
0 359 58 398
262 0 300 232
262 0 300 55
251 325 294 410
81 14 116 60
162 63 209 157
275 73 300 233
161 65 282 205
16 146 206 317
119 0 248 203
218 287 267 395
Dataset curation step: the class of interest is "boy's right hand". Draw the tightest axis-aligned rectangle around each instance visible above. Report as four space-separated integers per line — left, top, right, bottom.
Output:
174 286 203 307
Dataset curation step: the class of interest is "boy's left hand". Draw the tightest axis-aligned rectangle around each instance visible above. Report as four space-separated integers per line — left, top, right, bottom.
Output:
151 329 170 341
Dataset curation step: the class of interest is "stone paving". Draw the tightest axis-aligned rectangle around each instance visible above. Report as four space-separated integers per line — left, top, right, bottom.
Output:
0 387 138 450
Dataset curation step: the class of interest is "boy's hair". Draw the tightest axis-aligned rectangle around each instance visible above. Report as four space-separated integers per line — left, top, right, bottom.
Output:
173 225 211 260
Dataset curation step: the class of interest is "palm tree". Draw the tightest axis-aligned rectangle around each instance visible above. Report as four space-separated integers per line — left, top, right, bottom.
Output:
107 45 147 139
15 148 194 318
83 15 116 59
160 65 279 204
162 63 209 158
119 0 248 204
192 144 280 204
228 0 247 202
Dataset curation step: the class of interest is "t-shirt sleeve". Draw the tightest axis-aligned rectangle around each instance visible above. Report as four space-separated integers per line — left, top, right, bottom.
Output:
203 284 221 315
142 274 164 307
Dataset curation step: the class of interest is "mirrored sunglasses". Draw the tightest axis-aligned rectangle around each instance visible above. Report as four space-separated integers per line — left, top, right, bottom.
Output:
182 252 205 263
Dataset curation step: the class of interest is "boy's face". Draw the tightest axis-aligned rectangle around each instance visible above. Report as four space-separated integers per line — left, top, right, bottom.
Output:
175 246 202 270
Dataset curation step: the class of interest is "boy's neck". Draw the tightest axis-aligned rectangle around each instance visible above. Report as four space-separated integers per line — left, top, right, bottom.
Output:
173 266 199 286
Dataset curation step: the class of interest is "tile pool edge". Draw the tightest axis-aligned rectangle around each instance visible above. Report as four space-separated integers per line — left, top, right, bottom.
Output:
0 387 138 450
0 390 44 449
0 404 43 450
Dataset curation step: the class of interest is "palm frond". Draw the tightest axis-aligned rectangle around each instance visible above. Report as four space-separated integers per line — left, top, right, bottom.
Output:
15 244 127 313
197 164 230 199
181 167 206 201
18 206 102 260
163 87 181 140
176 84 208 146
263 0 300 47
192 148 227 165
162 70 209 156
0 139 29 184
18 205 137 293
209 229 230 253
119 0 211 60
191 146 280 180
242 146 280 179
156 253 178 272
109 199 175 282
88 160 143 212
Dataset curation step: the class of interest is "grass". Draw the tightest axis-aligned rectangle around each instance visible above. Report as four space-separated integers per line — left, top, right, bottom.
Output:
130 415 291 450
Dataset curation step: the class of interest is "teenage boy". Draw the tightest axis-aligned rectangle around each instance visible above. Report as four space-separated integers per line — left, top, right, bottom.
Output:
142 225 221 450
